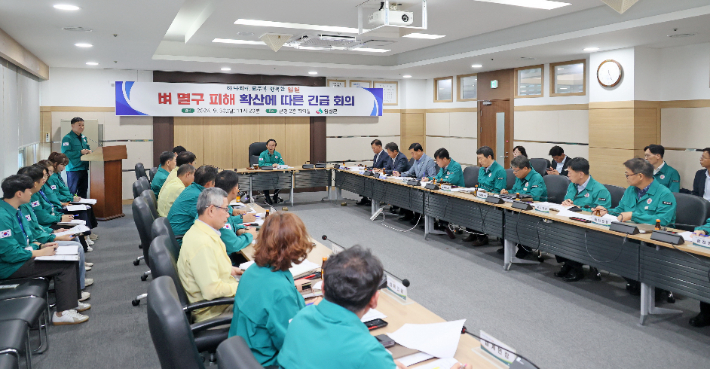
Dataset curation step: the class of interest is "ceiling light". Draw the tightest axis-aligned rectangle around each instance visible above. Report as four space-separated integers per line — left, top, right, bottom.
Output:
62 26 92 32
668 33 696 38
475 0 570 10
234 19 358 34
351 48 389 53
221 67 231 71
584 47 599 52
213 38 266 45
403 75 412 78
86 62 98 66
402 33 446 39
472 64 483 68
308 71 318 75
54 4 80 10
75 43 92 48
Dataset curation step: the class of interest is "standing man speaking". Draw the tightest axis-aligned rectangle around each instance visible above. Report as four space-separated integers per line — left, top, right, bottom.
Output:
61 117 92 198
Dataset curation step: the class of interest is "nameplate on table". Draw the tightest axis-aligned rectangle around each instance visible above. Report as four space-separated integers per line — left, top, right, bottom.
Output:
692 234 710 248
480 330 517 366
440 184 452 191
592 216 613 226
532 203 549 213
379 174 388 180
476 190 489 200
386 273 407 302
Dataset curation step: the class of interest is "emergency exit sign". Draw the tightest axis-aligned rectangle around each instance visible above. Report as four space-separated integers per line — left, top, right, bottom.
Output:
490 80 499 89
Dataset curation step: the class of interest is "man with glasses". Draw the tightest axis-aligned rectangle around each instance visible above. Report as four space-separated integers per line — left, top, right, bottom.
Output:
177 187 241 323
644 144 680 193
692 148 710 201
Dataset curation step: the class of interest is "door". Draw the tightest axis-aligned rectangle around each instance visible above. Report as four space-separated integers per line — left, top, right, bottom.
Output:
478 99 512 168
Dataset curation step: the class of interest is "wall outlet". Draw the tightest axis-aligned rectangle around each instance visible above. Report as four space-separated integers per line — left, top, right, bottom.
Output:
45 133 50 143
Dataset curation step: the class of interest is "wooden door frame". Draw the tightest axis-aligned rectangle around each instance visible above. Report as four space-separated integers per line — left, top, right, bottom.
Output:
477 98 513 168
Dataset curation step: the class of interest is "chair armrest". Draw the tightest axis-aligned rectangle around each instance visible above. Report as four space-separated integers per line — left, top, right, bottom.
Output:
190 314 233 333
184 296 234 313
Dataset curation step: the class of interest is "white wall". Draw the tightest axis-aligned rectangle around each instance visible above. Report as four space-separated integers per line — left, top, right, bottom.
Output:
589 48 636 103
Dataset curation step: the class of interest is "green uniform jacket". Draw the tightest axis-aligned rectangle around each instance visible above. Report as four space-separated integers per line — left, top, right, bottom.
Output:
277 299 395 369
429 159 465 187
654 162 681 193
511 168 547 201
608 180 677 226
478 161 507 193
61 131 91 171
151 167 170 199
220 216 254 257
563 176 612 209
168 183 204 240
695 218 710 234
31 191 62 226
41 183 64 209
20 203 56 244
47 173 73 203
0 201 33 279
229 264 305 367
258 150 285 166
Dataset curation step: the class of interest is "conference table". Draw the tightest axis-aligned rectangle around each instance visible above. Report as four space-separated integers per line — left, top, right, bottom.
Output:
234 167 332 207
331 168 710 325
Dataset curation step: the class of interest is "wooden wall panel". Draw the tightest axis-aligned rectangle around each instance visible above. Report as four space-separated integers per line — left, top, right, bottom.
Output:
283 117 311 166
153 117 174 166
174 117 204 166
634 107 660 150
401 113 426 153
231 117 261 168
589 147 643 187
589 108 635 149
477 69 514 101
259 117 287 157
203 117 234 170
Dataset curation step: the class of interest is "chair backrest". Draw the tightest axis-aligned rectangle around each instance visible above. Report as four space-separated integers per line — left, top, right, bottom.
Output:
463 166 479 188
147 276 205 369
149 236 190 307
132 181 143 199
151 217 180 261
248 142 267 167
216 336 265 369
505 169 515 190
543 175 570 204
603 184 625 209
133 197 157 266
135 163 148 180
149 167 158 182
404 157 415 172
138 176 151 194
140 189 159 219
529 158 550 177
674 193 709 231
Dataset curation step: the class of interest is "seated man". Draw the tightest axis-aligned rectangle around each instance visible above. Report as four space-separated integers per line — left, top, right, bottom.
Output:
168 165 218 243
427 148 465 187
278 246 468 369
555 157 611 282
177 187 241 323
158 164 194 217
644 144 680 193
692 147 710 200
214 170 258 265
1 174 89 325
172 145 186 155
356 139 390 206
374 142 407 176
464 146 507 246
546 145 570 176
595 158 676 295
161 151 196 195
151 150 176 199
393 143 436 223
259 138 285 205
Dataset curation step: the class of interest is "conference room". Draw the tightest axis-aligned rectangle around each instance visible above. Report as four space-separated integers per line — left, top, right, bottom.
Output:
2 0 710 368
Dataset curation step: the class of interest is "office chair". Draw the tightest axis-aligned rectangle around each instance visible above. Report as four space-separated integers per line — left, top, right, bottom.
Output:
505 169 515 190
673 193 708 231
132 197 157 305
603 184 625 209
463 166 479 188
135 163 148 181
151 217 181 261
149 167 158 182
0 297 48 362
140 189 159 220
529 158 550 176
248 142 267 167
132 181 143 199
543 175 570 204
404 157 415 173
216 337 265 369
0 320 30 369
138 176 151 194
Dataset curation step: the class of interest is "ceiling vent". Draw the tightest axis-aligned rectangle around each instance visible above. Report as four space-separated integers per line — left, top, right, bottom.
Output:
260 33 293 52
600 0 639 14
62 26 93 32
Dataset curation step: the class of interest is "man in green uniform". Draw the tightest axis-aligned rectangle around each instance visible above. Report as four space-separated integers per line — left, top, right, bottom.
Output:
555 157 612 282
214 170 257 264
161 151 196 194
61 117 92 198
168 165 218 245
258 138 286 205
644 144 680 193
464 146 507 246
502 155 547 201
427 148 465 187
152 151 176 198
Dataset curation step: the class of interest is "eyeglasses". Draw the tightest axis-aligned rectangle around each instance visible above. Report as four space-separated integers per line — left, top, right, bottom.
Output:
625 172 639 178
209 205 230 213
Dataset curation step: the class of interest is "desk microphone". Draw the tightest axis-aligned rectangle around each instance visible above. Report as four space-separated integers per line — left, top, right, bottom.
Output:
321 235 410 288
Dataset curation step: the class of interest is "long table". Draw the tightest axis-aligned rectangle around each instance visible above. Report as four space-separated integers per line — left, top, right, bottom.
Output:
332 168 710 325
235 167 332 206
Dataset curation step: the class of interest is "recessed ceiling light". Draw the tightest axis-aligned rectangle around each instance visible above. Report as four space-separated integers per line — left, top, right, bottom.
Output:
308 71 318 75
472 64 483 68
584 47 599 52
213 38 266 45
62 26 92 32
403 75 412 78
474 0 570 10
402 33 446 39
86 62 98 66
221 67 231 71
668 33 696 38
351 48 389 53
75 43 92 48
234 19 358 34
54 4 80 10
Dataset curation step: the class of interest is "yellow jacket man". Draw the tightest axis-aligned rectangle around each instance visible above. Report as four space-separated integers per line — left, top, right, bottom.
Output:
177 187 243 322
157 164 195 217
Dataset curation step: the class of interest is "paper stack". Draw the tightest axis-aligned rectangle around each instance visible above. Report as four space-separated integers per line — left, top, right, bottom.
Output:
72 199 97 205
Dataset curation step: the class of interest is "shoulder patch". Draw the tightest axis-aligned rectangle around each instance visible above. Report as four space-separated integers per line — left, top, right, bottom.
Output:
223 224 232 230
50 185 57 190
62 142 69 146
0 230 11 238
31 201 40 207
599 198 607 201
662 201 672 205
25 215 31 221
531 185 538 188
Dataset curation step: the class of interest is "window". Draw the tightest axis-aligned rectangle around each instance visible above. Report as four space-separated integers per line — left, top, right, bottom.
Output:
514 65 544 98
551 59 586 96
434 76 453 103
457 74 477 101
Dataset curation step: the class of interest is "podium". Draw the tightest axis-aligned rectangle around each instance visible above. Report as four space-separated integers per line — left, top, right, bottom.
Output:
81 145 128 220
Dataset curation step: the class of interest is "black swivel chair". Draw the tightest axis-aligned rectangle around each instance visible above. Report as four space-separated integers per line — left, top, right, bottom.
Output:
673 193 709 231
463 166 479 188
0 297 48 364
138 176 151 194
135 163 148 181
148 238 233 354
543 175 570 204
216 337 265 369
404 157 415 173
149 167 158 182
132 197 157 306
140 189 159 220
529 158 550 176
603 184 625 209
505 169 515 190
132 181 144 199
0 278 51 354
0 320 29 369
248 142 267 167
151 217 181 261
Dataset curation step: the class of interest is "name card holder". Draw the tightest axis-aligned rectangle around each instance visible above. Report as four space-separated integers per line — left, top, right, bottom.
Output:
315 163 326 168
424 183 440 190
610 222 639 235
486 195 504 204
362 170 373 176
379 174 388 180
383 272 413 305
693 234 710 248
440 184 452 191
512 201 533 211
406 179 421 187
650 230 685 245
533 203 550 213
592 216 612 226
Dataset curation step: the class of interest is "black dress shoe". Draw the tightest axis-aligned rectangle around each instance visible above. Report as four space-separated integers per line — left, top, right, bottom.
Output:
462 234 477 243
399 213 414 221
554 264 572 278
355 198 369 206
564 267 584 282
627 282 641 296
471 235 489 247
444 227 456 239
273 196 283 204
589 267 602 281
689 313 710 327
515 247 530 259
264 196 273 205
389 206 399 214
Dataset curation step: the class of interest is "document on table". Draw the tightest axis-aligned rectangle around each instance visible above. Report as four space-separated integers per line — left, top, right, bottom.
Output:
680 231 694 242
240 259 319 279
238 260 255 270
229 201 245 207
54 225 90 237
398 352 435 367
386 319 466 359
414 358 460 369
556 209 592 220
360 308 387 323
36 245 80 261
55 245 79 255
57 219 86 226
72 198 97 205
66 205 88 211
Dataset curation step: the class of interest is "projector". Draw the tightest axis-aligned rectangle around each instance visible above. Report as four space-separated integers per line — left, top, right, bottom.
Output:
368 9 413 27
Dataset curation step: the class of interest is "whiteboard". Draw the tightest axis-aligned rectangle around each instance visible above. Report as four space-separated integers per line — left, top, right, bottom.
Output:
373 81 398 105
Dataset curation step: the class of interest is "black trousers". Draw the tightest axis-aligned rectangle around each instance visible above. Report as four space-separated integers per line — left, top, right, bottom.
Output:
700 302 710 315
8 259 80 312
67 170 89 198
555 256 582 268
263 189 280 200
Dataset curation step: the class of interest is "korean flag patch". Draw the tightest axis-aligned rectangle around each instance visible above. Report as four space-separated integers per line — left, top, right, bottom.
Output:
0 230 11 238
50 185 57 190
660 174 665 180
647 198 652 204
62 142 69 147
25 215 31 221
223 224 232 230
584 193 590 198
31 201 40 208
488 173 492 177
